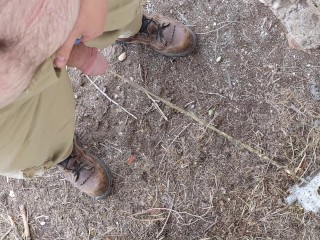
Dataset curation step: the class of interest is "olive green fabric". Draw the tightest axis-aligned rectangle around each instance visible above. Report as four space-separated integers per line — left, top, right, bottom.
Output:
88 0 144 48
0 0 144 178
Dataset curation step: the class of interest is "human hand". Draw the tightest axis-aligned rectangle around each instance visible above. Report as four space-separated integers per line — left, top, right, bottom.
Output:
54 0 108 68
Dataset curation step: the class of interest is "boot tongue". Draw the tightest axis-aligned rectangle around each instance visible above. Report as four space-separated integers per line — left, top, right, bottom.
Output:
64 157 78 169
147 23 158 35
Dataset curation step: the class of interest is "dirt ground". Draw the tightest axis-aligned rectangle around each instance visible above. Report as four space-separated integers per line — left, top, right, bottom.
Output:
2 0 320 239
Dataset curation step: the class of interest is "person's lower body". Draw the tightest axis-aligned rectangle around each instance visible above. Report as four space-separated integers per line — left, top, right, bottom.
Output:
0 0 197 199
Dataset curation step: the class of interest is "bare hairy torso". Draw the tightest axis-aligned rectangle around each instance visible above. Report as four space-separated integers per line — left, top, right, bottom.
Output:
0 0 80 109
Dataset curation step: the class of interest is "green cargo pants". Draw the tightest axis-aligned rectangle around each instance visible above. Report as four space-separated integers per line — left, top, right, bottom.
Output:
0 0 144 178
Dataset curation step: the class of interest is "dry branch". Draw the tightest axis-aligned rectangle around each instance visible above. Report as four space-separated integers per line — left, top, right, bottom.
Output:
109 70 306 183
19 205 30 240
84 75 137 120
160 123 192 164
7 215 22 240
156 198 175 239
0 227 12 240
145 93 168 121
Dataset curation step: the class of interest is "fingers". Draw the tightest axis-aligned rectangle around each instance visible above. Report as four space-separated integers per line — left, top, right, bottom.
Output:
54 33 79 68
53 0 108 69
54 30 103 68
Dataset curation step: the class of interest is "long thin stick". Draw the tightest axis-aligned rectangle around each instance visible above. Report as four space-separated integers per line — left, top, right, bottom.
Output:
84 75 137 120
146 93 168 121
8 215 22 240
109 70 306 183
156 197 175 239
1 227 12 240
160 123 192 164
19 205 30 240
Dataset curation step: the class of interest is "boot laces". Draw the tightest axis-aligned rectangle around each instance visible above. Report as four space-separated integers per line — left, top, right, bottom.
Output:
60 155 92 182
139 15 170 43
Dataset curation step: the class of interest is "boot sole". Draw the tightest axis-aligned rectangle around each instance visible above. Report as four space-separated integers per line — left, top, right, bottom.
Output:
95 157 113 200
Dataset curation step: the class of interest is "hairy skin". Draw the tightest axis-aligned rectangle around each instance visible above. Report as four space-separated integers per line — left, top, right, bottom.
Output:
0 0 80 109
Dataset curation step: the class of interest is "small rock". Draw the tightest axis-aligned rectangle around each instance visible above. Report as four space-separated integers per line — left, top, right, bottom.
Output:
40 221 46 226
208 108 215 117
74 94 79 99
127 155 136 165
267 64 274 69
118 52 127 62
314 119 320 128
9 190 15 198
311 82 320 101
216 56 222 63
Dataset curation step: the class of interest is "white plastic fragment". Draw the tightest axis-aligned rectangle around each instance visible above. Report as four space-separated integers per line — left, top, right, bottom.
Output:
286 171 320 213
118 52 127 62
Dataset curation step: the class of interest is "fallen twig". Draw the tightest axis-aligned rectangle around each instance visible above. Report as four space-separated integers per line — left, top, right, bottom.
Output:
146 93 168 121
196 23 232 35
128 216 166 222
84 75 137 120
109 70 306 183
160 123 192 164
128 206 214 226
7 215 22 240
156 198 175 239
196 21 242 35
139 63 167 120
19 205 30 240
1 227 12 240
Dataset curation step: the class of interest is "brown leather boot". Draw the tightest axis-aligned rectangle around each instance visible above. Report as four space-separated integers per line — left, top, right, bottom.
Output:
118 14 197 57
57 137 113 199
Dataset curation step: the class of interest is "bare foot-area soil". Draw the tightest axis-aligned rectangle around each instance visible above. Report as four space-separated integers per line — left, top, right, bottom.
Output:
2 1 320 239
